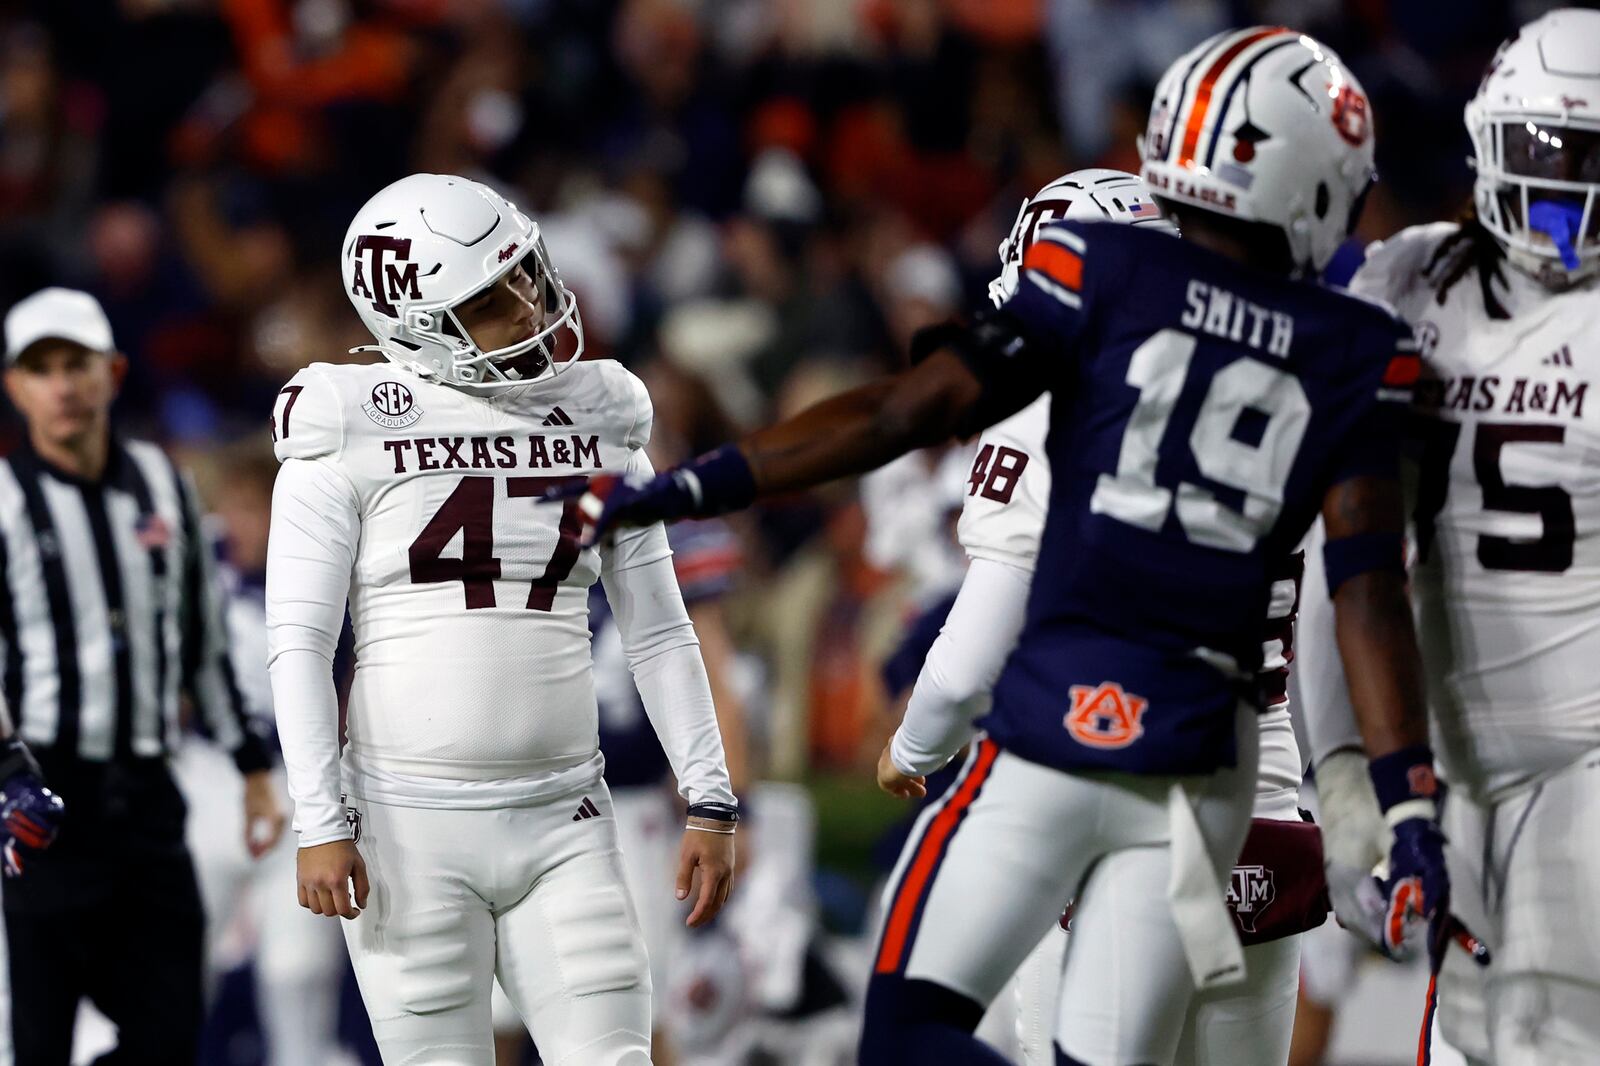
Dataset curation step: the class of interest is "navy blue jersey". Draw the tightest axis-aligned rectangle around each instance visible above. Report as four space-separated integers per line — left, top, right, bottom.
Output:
969 220 1415 775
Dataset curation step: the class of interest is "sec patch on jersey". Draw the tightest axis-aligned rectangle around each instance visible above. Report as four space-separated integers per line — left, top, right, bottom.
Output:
361 380 424 429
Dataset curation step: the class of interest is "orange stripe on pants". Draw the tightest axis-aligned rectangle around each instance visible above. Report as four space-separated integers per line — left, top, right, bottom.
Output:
874 739 1001 974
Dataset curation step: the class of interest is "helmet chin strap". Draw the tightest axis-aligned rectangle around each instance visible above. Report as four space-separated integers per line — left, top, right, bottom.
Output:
1528 200 1585 270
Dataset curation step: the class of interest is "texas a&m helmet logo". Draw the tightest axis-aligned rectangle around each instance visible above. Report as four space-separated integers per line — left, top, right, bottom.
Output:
349 235 424 318
360 380 424 429
1226 864 1276 934
1063 681 1148 749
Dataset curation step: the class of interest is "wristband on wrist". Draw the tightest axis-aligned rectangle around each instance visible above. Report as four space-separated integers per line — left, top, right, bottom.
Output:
1323 530 1405 596
675 446 756 519
686 802 739 824
1368 744 1440 825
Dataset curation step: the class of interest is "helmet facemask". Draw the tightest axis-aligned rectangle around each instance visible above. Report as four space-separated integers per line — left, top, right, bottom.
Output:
1471 116 1600 289
408 235 585 388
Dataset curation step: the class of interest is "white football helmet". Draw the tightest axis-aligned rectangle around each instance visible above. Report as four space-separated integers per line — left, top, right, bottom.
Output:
989 168 1176 305
1140 28 1376 277
1467 8 1600 288
341 174 584 388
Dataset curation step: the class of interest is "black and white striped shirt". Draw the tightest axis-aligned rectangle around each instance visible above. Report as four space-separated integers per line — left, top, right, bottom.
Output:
0 438 268 771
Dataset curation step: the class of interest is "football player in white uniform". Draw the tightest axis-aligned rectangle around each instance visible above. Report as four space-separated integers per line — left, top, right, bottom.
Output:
264 174 738 1065
1301 10 1600 1063
889 169 1320 1066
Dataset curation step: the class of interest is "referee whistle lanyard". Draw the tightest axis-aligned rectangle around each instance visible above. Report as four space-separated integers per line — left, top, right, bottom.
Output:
1166 780 1247 991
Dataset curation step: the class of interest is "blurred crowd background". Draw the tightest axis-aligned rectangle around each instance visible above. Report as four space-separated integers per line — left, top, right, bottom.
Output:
0 0 1565 1063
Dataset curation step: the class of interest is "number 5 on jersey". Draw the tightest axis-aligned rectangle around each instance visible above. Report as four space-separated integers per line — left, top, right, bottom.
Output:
410 476 583 611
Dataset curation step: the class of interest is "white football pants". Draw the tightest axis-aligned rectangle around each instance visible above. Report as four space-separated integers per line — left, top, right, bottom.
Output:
342 782 652 1066
1437 749 1600 1066
874 706 1258 1066
1010 792 1303 1066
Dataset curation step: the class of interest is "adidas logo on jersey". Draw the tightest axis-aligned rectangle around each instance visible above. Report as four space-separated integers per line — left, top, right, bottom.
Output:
541 406 575 427
1543 344 1575 367
572 797 601 822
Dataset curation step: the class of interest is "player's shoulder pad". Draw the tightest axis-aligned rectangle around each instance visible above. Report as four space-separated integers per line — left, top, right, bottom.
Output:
586 358 654 451
270 363 353 462
1319 287 1419 403
1013 219 1123 311
1031 217 1121 257
1027 217 1152 284
1348 221 1460 307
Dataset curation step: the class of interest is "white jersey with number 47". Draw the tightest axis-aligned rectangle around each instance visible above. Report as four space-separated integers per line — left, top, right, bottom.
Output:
1351 223 1600 801
268 358 668 820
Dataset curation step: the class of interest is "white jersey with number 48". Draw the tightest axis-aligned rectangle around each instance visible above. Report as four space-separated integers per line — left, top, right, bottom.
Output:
268 358 676 830
1351 223 1600 801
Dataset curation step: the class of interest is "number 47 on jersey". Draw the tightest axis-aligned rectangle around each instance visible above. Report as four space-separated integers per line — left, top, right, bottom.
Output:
409 476 583 611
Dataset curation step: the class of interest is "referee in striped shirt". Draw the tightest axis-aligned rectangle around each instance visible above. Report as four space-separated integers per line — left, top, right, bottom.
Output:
0 288 286 1065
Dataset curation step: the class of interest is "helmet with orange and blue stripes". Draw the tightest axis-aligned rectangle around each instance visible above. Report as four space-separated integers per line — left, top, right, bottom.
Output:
1140 27 1376 278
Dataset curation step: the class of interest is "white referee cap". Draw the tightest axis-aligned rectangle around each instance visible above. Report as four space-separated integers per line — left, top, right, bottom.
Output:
5 288 116 364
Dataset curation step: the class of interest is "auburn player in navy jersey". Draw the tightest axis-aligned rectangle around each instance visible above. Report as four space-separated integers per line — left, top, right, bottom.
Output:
554 28 1451 1066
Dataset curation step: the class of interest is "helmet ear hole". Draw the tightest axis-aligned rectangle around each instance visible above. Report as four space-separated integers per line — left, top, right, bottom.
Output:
1314 182 1331 220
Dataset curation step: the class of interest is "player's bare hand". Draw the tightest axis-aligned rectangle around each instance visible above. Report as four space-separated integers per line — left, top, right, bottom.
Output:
242 771 286 859
676 826 734 928
878 745 927 800
297 839 369 919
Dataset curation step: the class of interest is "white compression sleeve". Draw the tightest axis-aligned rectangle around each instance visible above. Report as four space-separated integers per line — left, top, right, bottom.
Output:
266 458 360 847
892 556 1033 776
603 527 737 809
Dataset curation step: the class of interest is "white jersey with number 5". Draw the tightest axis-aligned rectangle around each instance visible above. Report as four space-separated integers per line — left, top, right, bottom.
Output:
267 358 728 840
1351 223 1600 801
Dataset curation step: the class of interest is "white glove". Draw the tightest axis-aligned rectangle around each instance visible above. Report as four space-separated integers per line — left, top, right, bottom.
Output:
1315 749 1420 956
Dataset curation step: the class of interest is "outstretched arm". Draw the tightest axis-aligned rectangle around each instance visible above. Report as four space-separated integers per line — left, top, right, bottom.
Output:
560 335 1048 544
736 351 985 495
557 222 1103 539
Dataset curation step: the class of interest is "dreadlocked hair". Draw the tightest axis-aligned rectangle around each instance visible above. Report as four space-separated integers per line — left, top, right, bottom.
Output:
1421 203 1510 320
